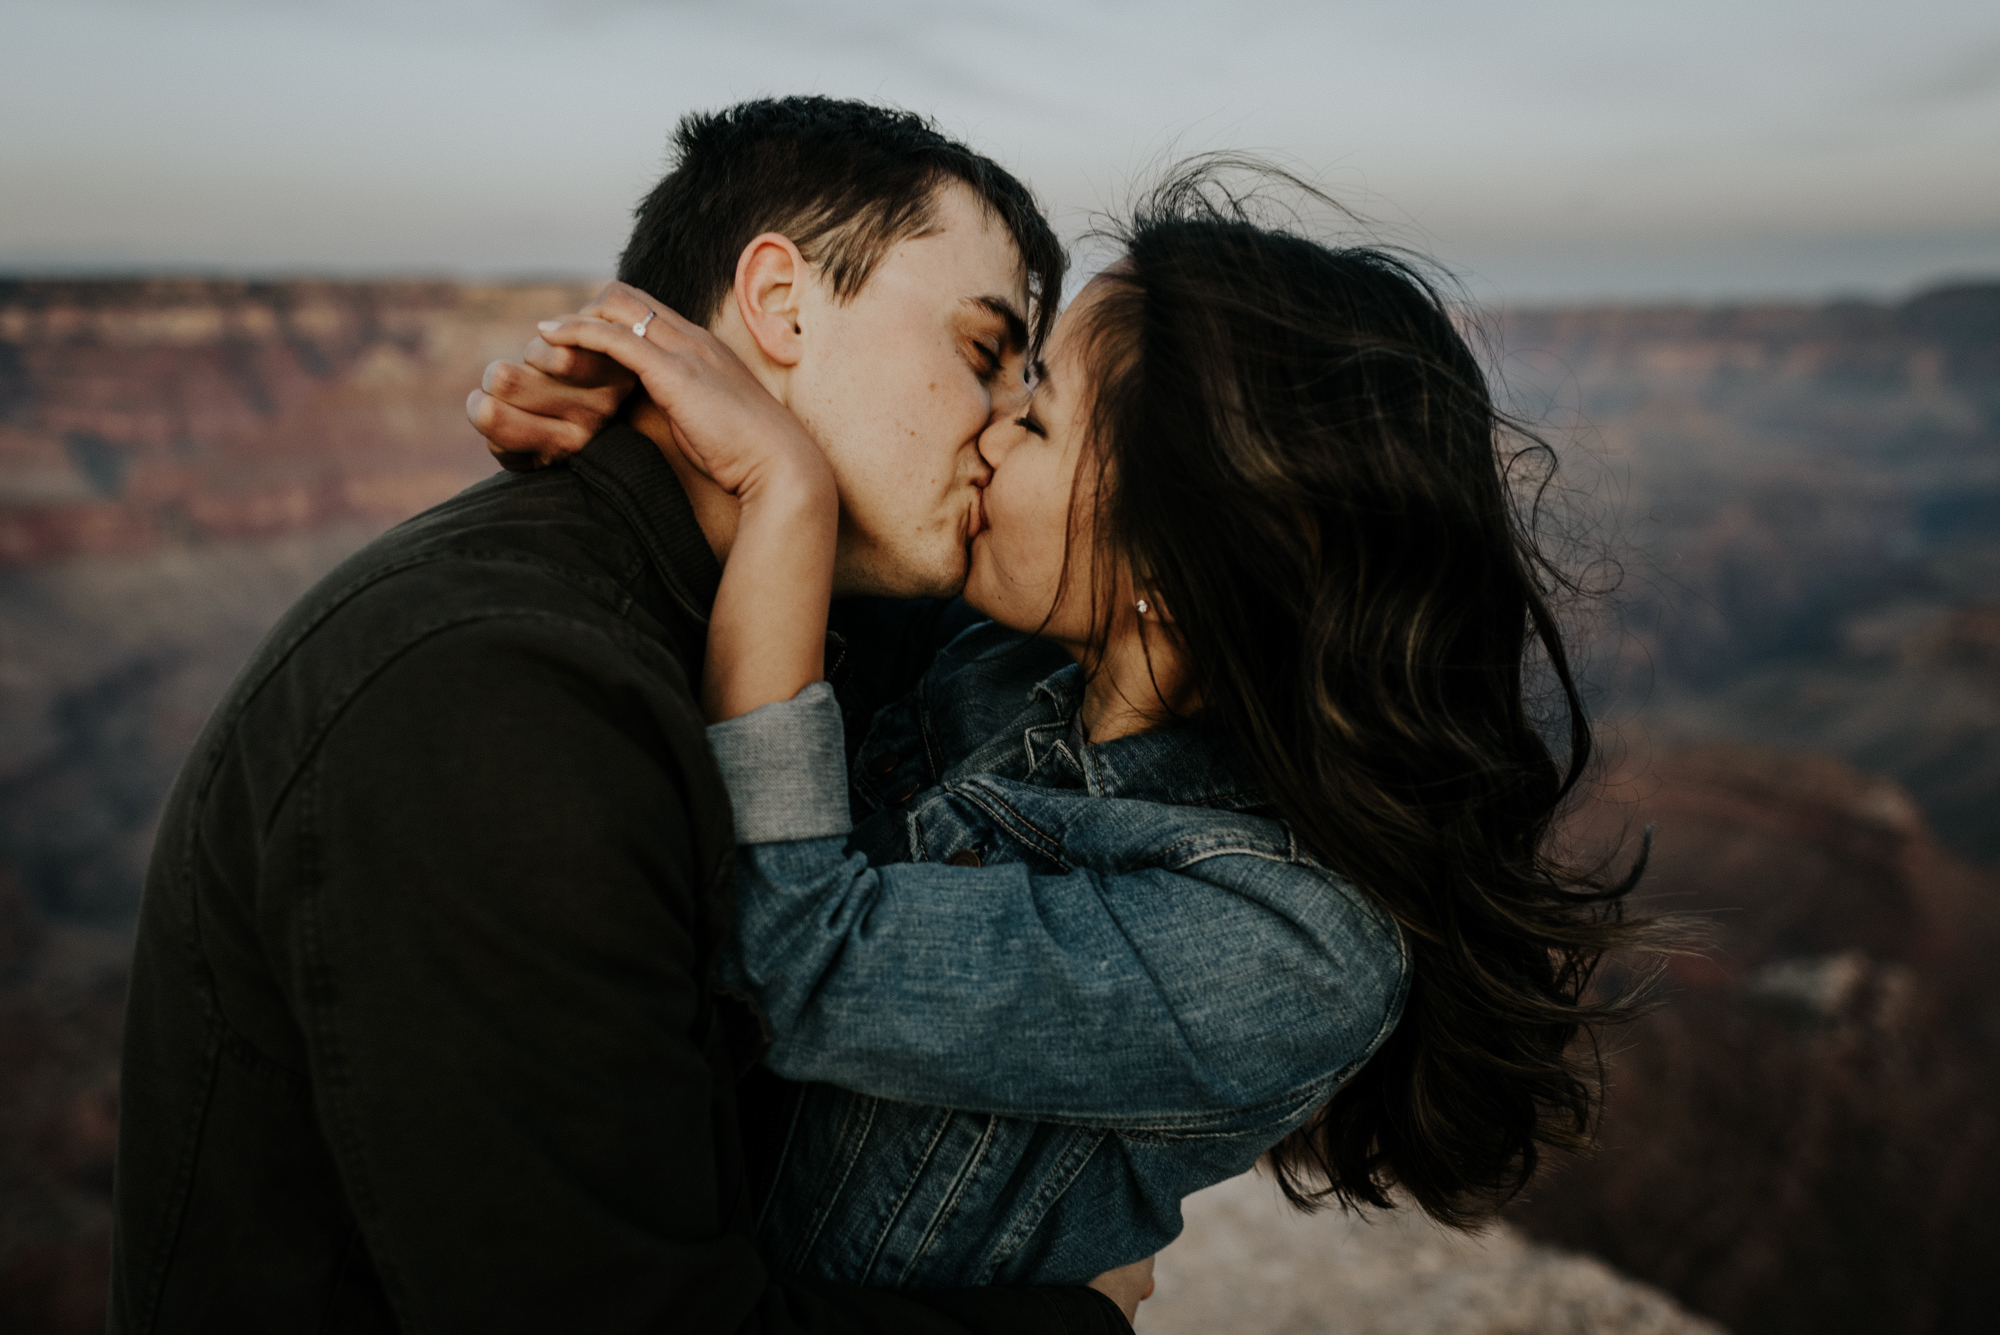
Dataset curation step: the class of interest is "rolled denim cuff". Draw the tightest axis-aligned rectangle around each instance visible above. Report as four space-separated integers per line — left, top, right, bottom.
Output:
704 681 853 845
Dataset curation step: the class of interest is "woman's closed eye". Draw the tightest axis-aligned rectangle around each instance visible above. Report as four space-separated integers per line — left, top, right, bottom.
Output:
1014 410 1047 438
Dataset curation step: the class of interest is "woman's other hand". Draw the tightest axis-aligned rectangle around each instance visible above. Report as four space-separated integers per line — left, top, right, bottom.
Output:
533 282 829 504
1086 1254 1155 1327
528 282 836 723
466 286 640 471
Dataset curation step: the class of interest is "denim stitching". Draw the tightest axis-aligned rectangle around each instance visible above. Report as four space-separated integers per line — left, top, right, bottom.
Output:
858 1104 958 1283
957 784 1067 865
899 1112 999 1284
791 1091 880 1272
979 1123 1106 1281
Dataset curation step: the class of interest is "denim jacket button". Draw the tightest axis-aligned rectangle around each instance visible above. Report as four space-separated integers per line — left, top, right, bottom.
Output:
946 849 982 868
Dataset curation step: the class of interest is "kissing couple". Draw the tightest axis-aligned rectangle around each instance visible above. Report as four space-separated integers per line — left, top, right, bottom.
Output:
111 96 1664 1333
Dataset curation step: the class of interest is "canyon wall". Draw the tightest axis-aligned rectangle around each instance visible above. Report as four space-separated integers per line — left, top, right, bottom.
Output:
1511 737 2000 1334
0 278 598 563
1496 284 2000 862
1 277 1997 1333
0 280 595 923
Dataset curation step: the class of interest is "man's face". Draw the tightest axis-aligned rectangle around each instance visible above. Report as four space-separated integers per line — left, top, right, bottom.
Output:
786 183 1033 599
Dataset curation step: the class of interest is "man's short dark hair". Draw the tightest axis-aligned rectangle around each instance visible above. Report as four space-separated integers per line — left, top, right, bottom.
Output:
619 96 1065 353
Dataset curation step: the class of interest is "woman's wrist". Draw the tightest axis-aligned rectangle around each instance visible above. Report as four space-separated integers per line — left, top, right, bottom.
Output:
738 449 837 518
702 447 837 724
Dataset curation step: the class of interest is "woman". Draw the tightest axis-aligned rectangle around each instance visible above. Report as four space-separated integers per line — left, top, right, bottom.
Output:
530 164 1664 1291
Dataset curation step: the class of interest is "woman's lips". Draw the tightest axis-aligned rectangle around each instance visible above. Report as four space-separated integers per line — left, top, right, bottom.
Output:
967 486 987 542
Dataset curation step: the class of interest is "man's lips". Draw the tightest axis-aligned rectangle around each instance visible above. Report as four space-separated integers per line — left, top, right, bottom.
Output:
966 486 988 543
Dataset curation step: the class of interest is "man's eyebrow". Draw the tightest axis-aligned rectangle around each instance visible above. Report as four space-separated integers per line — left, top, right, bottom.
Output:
966 295 1029 354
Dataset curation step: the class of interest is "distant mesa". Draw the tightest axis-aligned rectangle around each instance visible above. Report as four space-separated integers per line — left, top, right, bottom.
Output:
0 278 599 564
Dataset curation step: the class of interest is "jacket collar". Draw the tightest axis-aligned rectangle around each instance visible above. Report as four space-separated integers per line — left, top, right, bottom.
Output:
569 423 722 626
1013 665 1270 812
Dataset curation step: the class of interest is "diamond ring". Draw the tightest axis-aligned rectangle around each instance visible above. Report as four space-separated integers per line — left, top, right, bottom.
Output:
632 310 657 337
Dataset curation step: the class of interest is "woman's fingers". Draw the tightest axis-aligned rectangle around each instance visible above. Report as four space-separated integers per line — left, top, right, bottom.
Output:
520 337 635 391
535 301 828 503
466 387 594 469
579 281 693 334
481 357 624 428
533 314 714 404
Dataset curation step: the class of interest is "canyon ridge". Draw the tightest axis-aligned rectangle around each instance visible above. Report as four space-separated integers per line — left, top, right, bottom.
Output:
1 277 1996 1334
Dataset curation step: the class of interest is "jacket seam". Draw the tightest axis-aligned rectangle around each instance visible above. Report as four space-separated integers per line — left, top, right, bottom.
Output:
218 1024 311 1100
1003 1061 1354 1135
254 605 682 841
899 1112 999 1284
132 1021 223 1335
753 1081 810 1238
295 758 408 1322
859 1104 958 1282
314 1224 366 1335
980 1124 1105 1281
956 785 1068 866
790 1092 881 1273
570 437 718 626
183 543 624 820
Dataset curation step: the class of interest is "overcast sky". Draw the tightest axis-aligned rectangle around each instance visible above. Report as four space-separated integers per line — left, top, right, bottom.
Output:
4 0 1998 301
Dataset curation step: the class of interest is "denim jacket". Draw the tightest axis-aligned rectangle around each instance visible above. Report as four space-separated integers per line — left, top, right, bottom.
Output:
706 622 1409 1288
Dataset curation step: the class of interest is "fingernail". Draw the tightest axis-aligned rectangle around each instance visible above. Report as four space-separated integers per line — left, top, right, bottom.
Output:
537 320 561 333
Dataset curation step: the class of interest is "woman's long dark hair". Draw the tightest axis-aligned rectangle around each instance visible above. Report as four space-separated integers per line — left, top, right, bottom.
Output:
1067 161 1676 1228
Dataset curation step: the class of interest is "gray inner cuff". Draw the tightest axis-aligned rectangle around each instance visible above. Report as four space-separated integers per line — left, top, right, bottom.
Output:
704 681 853 845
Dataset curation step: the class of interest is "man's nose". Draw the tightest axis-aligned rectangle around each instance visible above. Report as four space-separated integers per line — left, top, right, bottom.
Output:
967 430 997 487
990 375 1031 421
971 415 1012 482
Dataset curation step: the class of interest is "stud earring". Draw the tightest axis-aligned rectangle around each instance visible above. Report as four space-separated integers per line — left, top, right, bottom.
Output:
1135 598 1150 615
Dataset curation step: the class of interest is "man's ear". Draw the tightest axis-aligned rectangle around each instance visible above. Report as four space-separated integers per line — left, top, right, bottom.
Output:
733 233 808 368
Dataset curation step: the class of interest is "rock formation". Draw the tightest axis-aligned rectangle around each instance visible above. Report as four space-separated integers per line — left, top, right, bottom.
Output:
3 276 1998 1334
1143 1171 1723 1335
0 876 125 1335
0 279 593 922
0 278 595 564
1509 735 2000 1334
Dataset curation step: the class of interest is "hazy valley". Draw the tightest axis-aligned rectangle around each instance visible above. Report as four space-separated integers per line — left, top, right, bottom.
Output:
1 277 1996 1333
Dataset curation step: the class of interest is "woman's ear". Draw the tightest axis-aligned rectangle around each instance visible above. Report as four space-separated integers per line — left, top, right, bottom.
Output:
733 233 808 368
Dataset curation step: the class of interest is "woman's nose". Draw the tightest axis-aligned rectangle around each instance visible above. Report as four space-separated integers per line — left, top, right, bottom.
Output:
975 413 1018 469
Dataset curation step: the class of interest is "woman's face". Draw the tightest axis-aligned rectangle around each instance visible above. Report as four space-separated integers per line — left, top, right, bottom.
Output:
962 276 1114 647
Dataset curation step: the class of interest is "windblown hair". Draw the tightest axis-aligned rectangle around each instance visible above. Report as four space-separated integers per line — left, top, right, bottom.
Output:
1067 160 1673 1228
621 96 1065 352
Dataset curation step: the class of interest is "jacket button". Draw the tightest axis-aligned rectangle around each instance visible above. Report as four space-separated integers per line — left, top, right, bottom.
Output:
947 849 981 868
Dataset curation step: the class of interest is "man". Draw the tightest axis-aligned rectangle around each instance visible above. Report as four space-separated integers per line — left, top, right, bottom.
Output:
112 97 1135 1333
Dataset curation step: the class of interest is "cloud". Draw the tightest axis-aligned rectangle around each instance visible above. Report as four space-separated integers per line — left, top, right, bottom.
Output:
2 0 1997 297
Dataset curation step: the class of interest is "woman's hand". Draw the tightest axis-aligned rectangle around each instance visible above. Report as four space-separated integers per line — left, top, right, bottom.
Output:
531 282 829 504
467 286 638 471
1087 1254 1156 1327
524 282 837 723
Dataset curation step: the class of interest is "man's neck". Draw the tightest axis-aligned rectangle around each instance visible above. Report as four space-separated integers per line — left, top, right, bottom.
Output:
627 396 739 564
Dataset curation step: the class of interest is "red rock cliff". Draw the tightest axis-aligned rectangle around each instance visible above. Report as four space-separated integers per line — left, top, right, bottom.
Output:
0 279 598 564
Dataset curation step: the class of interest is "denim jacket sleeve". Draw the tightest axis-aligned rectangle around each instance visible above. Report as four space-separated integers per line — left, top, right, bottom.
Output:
705 683 1402 1128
